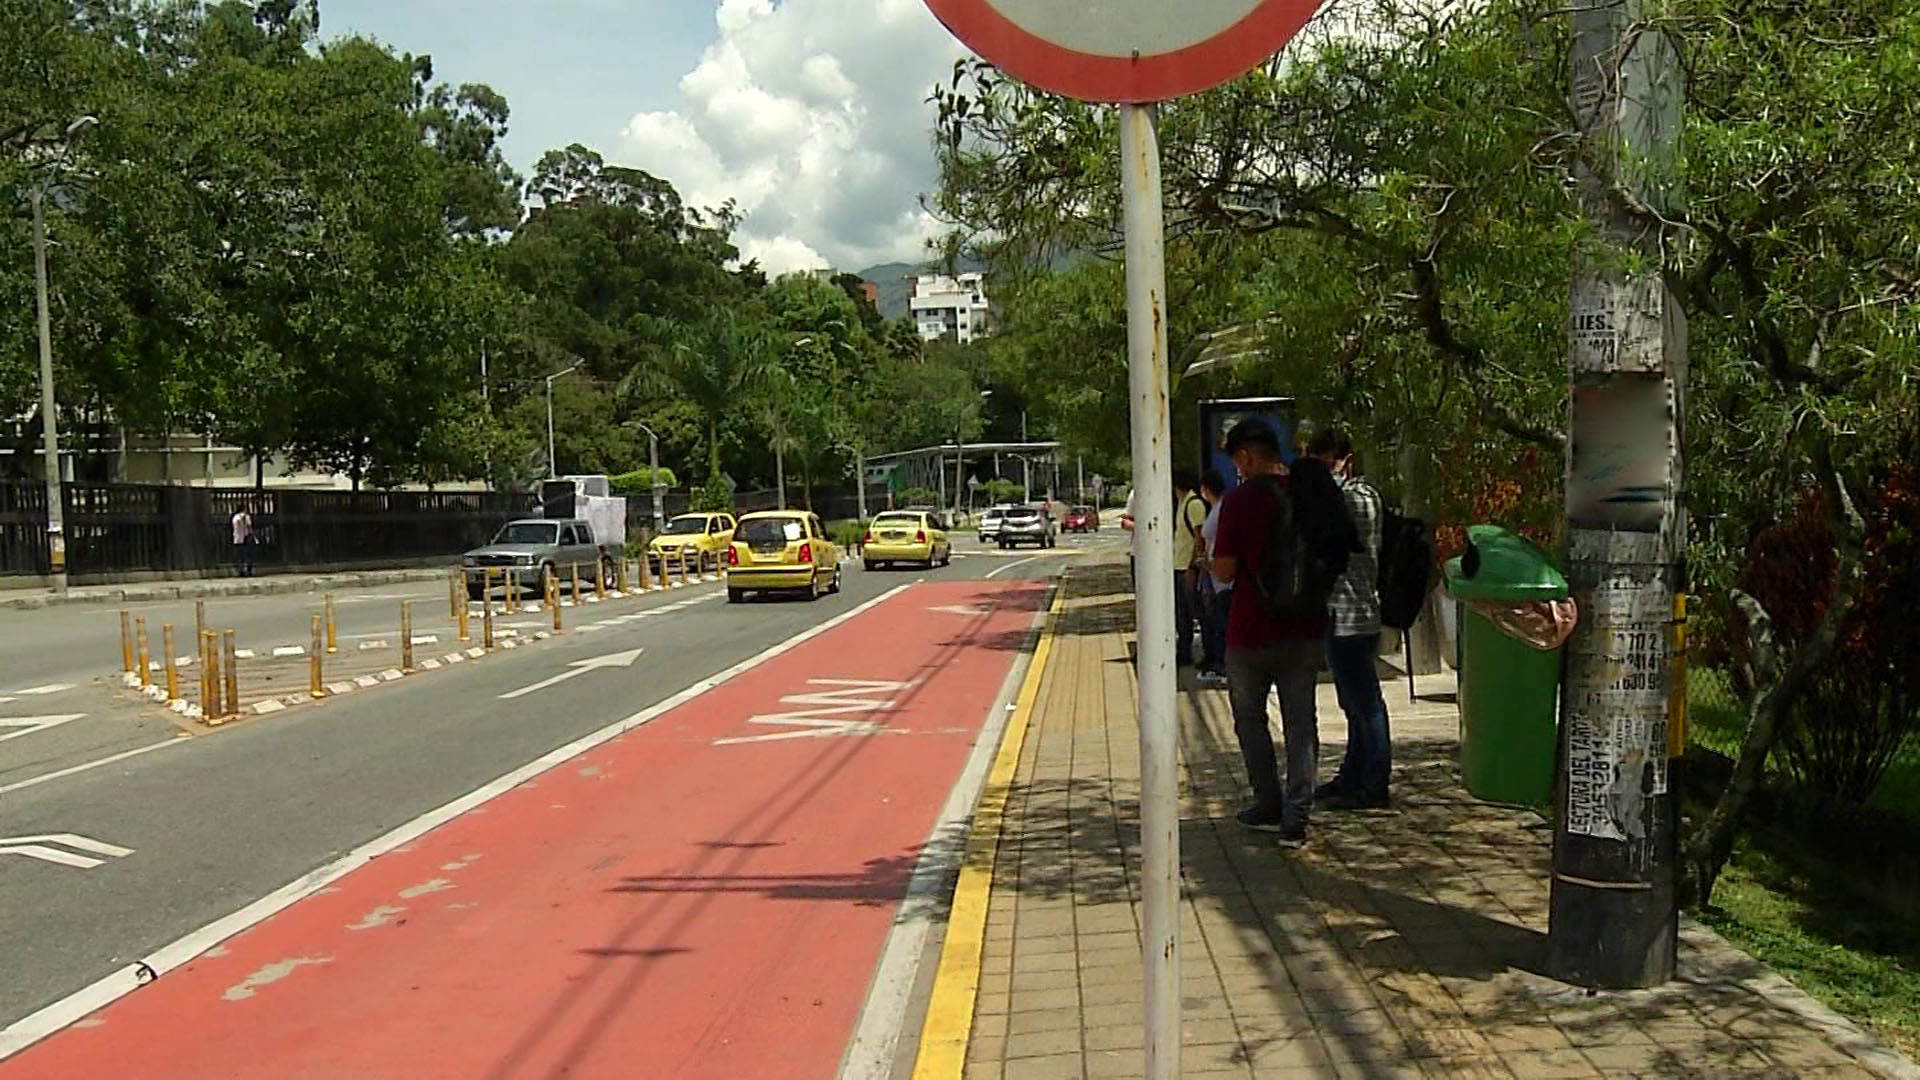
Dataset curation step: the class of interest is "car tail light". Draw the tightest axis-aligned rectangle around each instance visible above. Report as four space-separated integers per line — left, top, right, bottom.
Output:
727 546 739 567
915 530 927 544
866 531 877 543
797 544 813 564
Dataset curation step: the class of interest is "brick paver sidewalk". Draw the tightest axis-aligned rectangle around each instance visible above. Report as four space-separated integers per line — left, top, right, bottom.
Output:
939 560 1915 1080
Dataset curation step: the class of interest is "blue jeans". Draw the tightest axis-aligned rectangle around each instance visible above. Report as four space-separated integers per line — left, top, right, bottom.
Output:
1326 633 1391 800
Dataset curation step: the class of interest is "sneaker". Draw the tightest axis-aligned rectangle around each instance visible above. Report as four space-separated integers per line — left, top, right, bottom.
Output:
1274 829 1308 850
1236 806 1288 833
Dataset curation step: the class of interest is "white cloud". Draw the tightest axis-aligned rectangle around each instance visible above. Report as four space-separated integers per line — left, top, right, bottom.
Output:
616 0 967 276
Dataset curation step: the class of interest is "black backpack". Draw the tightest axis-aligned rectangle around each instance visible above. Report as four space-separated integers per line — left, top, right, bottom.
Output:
1377 505 1435 631
1250 468 1355 621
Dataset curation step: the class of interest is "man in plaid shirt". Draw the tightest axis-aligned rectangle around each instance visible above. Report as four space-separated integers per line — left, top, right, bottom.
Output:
1307 428 1393 809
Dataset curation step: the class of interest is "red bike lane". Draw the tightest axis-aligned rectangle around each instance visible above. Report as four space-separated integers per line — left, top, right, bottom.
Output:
4 580 1045 1080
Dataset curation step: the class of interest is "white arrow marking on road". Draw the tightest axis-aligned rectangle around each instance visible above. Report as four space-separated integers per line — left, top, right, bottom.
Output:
716 679 918 746
927 604 992 616
497 648 645 700
0 833 134 869
0 715 86 745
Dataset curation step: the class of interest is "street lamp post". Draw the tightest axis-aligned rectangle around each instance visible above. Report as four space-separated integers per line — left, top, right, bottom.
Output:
627 421 665 533
545 363 579 479
1021 411 1031 503
29 185 64 588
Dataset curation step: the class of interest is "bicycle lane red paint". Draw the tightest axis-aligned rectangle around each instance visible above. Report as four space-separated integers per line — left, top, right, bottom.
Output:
4 580 1046 1080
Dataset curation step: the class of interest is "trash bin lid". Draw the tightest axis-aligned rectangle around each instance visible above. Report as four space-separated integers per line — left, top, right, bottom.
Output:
1443 524 1568 600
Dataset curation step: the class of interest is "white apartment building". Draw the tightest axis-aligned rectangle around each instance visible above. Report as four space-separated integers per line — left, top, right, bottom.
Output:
909 272 991 343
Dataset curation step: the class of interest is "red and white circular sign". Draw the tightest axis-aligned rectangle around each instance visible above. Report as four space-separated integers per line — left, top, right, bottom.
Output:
924 0 1323 103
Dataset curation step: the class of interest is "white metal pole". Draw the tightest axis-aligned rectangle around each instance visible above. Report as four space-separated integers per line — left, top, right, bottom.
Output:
545 375 557 479
648 432 664 531
856 446 868 523
31 186 67 590
1021 412 1031 502
1120 102 1178 1080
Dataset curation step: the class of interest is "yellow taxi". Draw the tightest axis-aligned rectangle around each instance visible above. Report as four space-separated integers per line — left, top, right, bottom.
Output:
648 512 736 572
725 510 842 603
862 510 951 571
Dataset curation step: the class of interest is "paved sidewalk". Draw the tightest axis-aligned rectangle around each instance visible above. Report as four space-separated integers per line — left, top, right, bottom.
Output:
935 560 1915 1080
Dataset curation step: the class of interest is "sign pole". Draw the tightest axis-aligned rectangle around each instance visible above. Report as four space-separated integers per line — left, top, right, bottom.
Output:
1120 101 1180 1080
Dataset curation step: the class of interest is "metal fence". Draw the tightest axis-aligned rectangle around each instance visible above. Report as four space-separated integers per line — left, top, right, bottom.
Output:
2 480 906 581
0 481 528 580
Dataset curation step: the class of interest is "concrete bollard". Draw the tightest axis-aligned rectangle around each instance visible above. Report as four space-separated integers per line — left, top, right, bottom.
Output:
136 615 151 689
222 630 238 720
120 610 135 675
310 614 324 698
163 624 179 702
401 599 414 671
325 593 338 655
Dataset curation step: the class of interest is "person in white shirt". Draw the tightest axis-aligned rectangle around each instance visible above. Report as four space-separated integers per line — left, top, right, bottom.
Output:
231 507 256 578
1196 469 1230 684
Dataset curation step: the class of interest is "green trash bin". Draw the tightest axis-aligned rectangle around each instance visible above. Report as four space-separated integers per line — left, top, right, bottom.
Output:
1445 525 1568 807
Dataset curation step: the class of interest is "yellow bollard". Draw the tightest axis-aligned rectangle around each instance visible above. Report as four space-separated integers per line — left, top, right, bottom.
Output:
637 550 653 592
449 569 461 620
163 624 179 702
457 586 470 642
483 588 494 650
136 615 151 689
616 557 630 595
483 568 496 613
119 610 134 675
202 630 222 721
402 599 414 670
310 614 324 698
550 572 563 633
325 593 338 654
198 631 210 714
505 569 518 615
223 630 239 719
195 599 206 649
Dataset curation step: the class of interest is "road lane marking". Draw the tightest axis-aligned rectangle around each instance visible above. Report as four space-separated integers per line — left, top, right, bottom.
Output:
0 833 135 870
497 647 644 700
10 684 75 697
0 739 184 796
0 715 88 745
713 679 916 746
984 553 1053 579
0 584 911 1063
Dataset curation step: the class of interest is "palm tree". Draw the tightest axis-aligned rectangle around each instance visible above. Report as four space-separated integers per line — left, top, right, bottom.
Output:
628 312 778 485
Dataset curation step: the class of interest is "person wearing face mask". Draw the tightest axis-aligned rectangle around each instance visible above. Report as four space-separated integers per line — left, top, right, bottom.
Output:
1305 427 1393 810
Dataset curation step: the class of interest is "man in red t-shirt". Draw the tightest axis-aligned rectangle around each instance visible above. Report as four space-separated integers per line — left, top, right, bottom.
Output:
1209 420 1326 846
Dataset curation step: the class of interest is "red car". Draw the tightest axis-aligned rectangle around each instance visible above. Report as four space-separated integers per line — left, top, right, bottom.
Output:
1062 505 1099 533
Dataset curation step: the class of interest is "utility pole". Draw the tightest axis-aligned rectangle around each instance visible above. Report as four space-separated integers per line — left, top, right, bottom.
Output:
30 186 66 591
1020 411 1030 503
627 421 665 533
1551 0 1685 989
544 363 578 480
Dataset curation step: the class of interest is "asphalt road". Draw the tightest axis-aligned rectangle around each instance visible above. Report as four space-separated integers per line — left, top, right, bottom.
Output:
0 532 1116 1033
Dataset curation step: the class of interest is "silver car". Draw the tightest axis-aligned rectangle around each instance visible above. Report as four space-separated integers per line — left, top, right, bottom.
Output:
997 505 1057 549
462 518 606 599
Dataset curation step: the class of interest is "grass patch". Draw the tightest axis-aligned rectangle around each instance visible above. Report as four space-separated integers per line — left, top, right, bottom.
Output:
1687 667 1920 1060
1699 845 1920 1060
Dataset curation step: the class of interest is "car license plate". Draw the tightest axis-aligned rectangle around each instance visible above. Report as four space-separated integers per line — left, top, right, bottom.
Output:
883 531 908 541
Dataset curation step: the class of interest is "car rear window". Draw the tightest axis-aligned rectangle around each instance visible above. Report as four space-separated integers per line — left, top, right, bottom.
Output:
493 522 558 545
739 518 803 545
873 514 922 528
1006 508 1040 521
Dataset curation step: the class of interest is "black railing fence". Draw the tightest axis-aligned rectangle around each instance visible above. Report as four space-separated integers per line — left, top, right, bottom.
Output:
2 480 899 581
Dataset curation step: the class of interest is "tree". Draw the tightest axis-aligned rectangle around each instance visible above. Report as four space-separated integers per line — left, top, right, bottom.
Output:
929 0 1920 903
630 311 779 485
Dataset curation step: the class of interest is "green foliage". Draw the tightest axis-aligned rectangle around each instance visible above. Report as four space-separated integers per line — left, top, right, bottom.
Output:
691 472 734 513
609 466 678 495
898 486 942 507
826 519 866 549
982 479 1022 504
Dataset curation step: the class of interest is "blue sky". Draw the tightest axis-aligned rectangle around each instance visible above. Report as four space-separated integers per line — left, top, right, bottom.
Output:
317 0 970 274
321 0 713 175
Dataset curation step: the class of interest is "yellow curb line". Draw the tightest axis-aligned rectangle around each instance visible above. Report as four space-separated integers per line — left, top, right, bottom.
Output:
912 581 1066 1079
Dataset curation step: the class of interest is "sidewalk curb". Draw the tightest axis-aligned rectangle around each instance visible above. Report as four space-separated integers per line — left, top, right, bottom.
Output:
908 581 1066 1080
2 568 454 611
